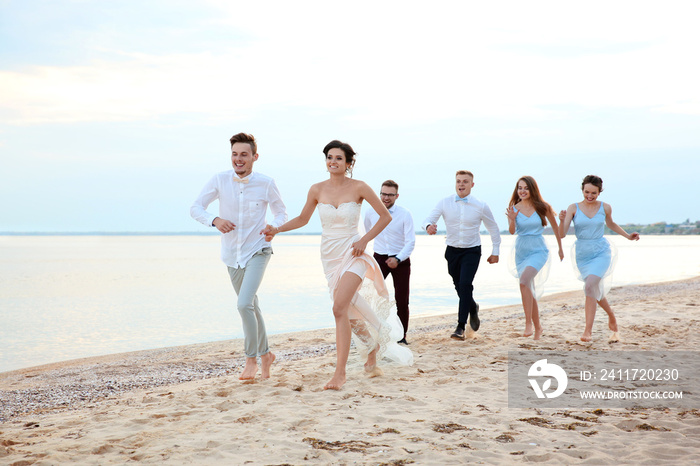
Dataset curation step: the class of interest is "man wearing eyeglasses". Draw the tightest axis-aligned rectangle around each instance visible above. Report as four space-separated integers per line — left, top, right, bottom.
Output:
363 180 416 345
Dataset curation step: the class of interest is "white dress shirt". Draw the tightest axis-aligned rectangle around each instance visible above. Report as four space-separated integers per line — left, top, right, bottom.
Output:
364 204 416 262
423 194 501 255
190 170 287 268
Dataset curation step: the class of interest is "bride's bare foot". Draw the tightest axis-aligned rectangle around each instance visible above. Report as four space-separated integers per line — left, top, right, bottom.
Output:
324 373 346 390
533 326 543 340
364 345 378 372
608 317 618 332
239 357 258 381
608 331 621 343
260 352 276 379
523 323 533 338
580 331 592 342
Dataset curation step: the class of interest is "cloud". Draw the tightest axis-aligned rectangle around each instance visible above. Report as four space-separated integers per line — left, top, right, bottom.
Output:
1 0 699 125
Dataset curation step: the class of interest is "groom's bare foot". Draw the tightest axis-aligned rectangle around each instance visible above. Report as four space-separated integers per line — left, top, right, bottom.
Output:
239 357 258 381
261 352 276 379
324 373 346 390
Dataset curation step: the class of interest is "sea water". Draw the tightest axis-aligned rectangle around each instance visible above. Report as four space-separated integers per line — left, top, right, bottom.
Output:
1 234 698 373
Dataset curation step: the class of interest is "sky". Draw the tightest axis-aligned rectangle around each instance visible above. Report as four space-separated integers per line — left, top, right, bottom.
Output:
1 0 698 233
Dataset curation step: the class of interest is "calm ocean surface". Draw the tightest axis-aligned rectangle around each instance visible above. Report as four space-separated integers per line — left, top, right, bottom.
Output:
1 234 699 373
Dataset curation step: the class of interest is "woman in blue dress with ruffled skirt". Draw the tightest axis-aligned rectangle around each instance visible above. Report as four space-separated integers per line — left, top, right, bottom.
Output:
506 176 563 340
559 175 640 342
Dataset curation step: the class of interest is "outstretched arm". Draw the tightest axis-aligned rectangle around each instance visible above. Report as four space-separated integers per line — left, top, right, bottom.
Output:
545 204 564 261
604 203 640 241
423 201 443 235
481 203 501 263
263 185 319 240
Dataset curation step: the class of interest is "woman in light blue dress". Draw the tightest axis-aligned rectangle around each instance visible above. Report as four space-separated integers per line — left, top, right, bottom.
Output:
506 176 563 340
559 175 640 342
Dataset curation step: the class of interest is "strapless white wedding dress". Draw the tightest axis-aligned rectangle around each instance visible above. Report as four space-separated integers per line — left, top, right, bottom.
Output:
318 202 413 366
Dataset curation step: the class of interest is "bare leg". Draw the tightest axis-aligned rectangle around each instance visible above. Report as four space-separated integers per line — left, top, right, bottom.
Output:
239 356 258 381
365 345 378 374
532 299 543 340
260 352 276 379
597 297 620 341
581 275 602 342
519 267 540 338
597 297 618 331
349 319 383 377
581 296 596 342
520 283 534 337
349 319 378 370
324 272 362 390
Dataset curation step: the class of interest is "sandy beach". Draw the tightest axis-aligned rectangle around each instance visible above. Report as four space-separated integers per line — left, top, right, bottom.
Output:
2 276 700 465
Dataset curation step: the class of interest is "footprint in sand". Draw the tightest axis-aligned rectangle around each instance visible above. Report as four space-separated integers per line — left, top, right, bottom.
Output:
91 444 115 455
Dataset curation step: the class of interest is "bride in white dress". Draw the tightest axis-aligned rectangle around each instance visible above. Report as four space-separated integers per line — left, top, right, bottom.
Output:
264 140 413 390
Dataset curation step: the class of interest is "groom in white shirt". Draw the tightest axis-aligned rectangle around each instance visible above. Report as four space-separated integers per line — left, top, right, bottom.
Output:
190 132 287 380
424 170 501 340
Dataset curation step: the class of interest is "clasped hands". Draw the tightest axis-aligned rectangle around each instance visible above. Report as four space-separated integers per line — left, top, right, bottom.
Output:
261 224 278 242
261 224 367 257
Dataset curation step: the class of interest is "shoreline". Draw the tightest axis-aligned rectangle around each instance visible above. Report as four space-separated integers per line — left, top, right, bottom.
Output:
2 276 700 464
1 273 694 378
2 277 698 420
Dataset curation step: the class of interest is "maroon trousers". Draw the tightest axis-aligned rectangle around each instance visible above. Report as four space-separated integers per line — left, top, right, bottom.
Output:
373 253 411 339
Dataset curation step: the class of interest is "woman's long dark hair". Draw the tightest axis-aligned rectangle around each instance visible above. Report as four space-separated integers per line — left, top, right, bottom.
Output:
508 176 550 226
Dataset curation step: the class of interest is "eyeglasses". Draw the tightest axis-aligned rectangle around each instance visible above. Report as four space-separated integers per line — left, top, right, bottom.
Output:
380 192 397 197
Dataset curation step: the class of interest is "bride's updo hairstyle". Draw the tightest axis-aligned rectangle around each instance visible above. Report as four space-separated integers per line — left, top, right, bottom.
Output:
581 175 604 193
323 139 356 176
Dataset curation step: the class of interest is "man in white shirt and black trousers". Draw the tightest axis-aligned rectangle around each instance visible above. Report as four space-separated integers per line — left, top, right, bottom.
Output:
423 170 501 340
364 180 416 345
190 132 287 381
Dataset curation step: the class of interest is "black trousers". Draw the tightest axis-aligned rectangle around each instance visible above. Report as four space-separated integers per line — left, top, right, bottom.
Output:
374 253 411 338
444 245 481 325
